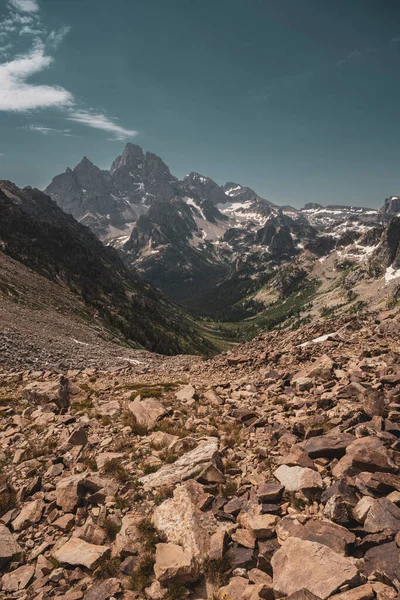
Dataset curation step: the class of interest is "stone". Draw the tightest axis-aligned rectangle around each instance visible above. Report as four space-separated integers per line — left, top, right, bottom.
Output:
257 483 284 503
53 513 75 532
154 543 198 584
175 384 197 404
218 576 248 600
11 499 44 532
274 465 323 492
303 433 356 459
363 498 400 533
286 591 322 600
84 578 122 600
231 528 257 549
23 377 69 410
306 355 334 380
197 464 226 484
112 512 142 558
371 582 398 600
271 537 359 600
364 542 400 589
280 445 315 469
241 582 274 600
67 426 88 446
237 505 278 539
152 481 224 559
208 530 228 560
293 376 314 392
56 473 87 512
353 496 375 523
95 401 120 416
141 438 220 490
0 524 22 567
333 437 397 479
276 516 355 555
1 564 35 592
128 397 167 430
323 494 353 525
52 537 110 570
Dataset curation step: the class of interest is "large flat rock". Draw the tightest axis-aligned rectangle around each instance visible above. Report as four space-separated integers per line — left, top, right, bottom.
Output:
272 537 359 600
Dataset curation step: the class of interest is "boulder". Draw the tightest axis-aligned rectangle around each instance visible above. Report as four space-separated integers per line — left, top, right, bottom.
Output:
55 473 87 512
67 425 88 446
333 437 397 479
363 498 400 533
274 465 323 492
152 480 224 558
257 483 284 503
112 512 142 558
330 584 374 600
84 577 122 600
175 384 197 404
1 564 35 592
141 438 220 490
276 516 355 555
52 537 110 570
128 398 167 430
11 499 44 532
154 543 198 584
22 377 69 410
237 505 278 539
271 537 359 599
303 433 356 459
0 525 22 567
364 542 400 590
293 377 313 392
218 576 249 599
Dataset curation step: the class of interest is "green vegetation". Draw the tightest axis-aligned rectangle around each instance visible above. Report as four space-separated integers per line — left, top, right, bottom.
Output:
197 280 320 347
103 459 131 484
104 517 121 541
128 553 155 593
94 557 121 580
137 518 167 552
203 552 233 586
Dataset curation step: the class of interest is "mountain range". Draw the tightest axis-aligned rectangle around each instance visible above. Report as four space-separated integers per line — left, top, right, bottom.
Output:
0 181 217 359
45 144 400 327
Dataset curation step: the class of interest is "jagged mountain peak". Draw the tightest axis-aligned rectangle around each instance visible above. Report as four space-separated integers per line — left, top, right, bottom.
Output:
110 143 145 174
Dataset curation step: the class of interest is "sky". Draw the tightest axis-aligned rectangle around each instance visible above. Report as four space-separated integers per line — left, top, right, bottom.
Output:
0 0 400 208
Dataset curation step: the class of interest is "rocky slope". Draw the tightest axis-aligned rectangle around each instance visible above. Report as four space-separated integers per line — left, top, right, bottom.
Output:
2 308 400 599
0 181 216 358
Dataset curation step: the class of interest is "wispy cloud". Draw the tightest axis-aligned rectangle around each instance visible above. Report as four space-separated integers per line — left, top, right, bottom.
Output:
336 49 363 67
0 0 138 140
23 124 71 135
47 26 71 49
67 110 137 140
9 0 39 13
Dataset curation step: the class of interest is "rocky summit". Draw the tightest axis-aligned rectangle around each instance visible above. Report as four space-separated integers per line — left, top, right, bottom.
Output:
2 307 400 599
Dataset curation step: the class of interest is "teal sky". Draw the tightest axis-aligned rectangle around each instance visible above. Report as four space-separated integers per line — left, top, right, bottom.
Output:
1 0 400 207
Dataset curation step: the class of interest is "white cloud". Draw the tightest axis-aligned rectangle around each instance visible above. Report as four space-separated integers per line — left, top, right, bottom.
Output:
47 26 71 49
0 2 138 140
9 0 39 13
24 124 71 135
0 42 73 111
67 110 138 140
